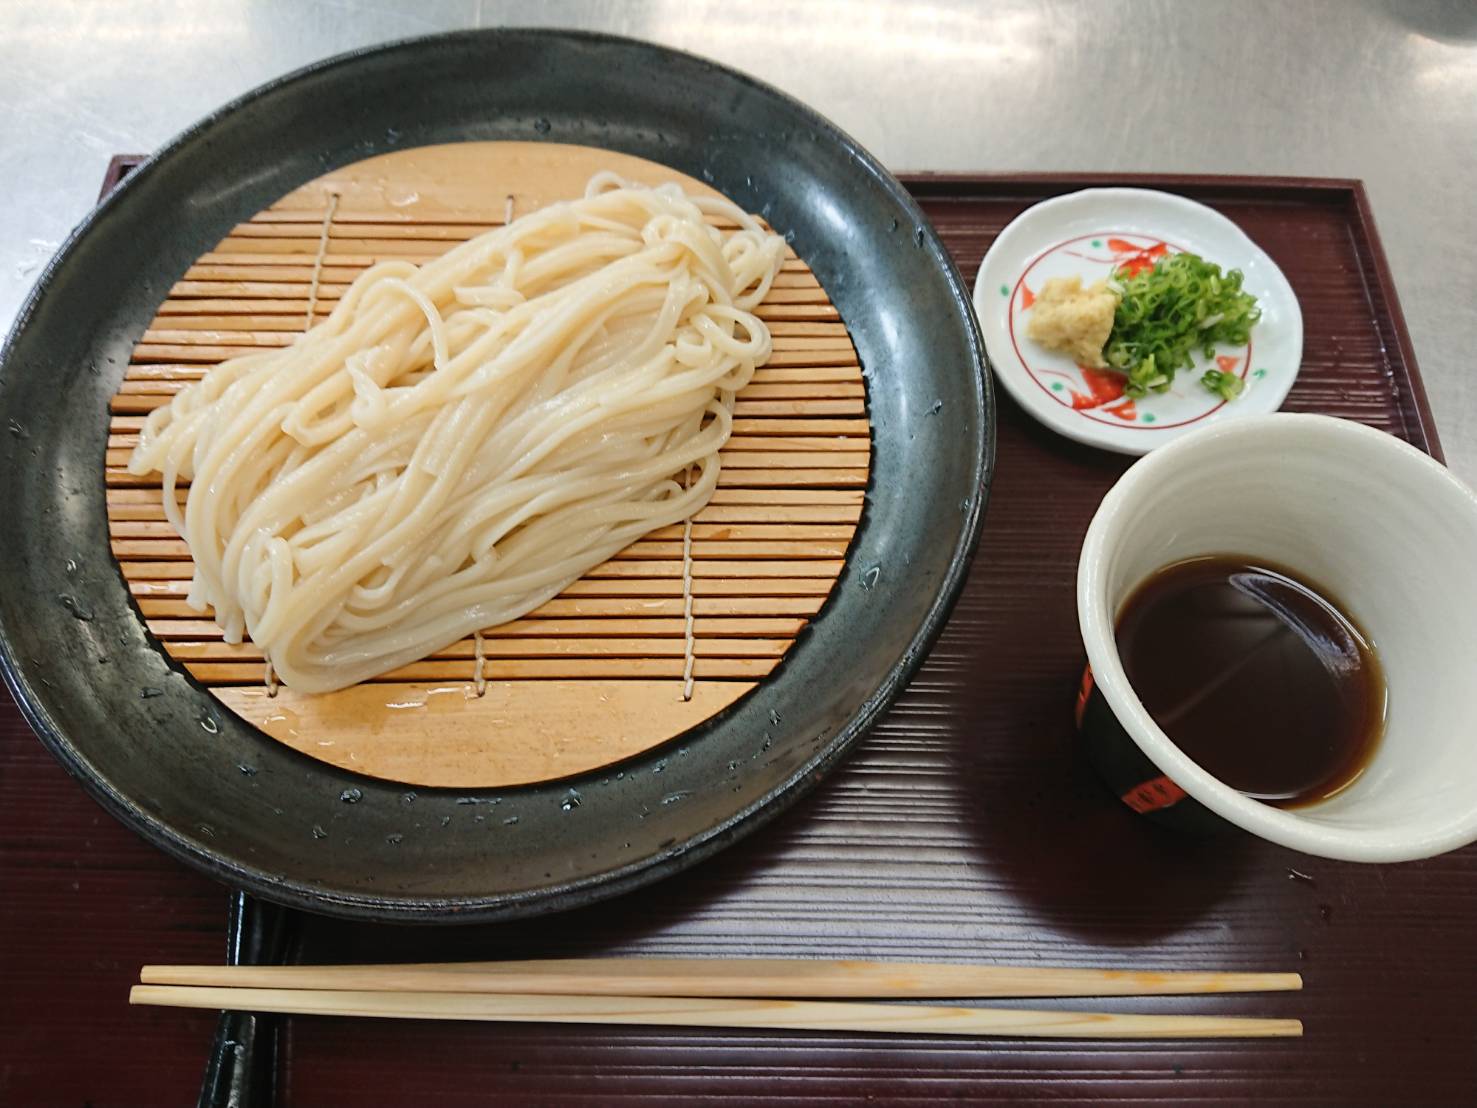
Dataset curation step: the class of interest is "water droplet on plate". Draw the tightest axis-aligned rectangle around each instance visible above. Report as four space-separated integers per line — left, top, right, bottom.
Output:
339 787 363 804
195 823 216 839
64 558 77 574
139 686 164 700
768 708 781 726
199 714 220 735
929 399 943 415
533 117 551 135
652 759 667 775
58 594 94 621
560 788 583 811
503 815 521 826
860 564 881 590
237 763 257 777
311 824 327 840
7 420 28 439
661 790 690 806
385 832 403 845
400 791 417 805
914 227 926 247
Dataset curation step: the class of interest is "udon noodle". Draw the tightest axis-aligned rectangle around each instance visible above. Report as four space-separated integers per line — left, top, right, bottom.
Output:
128 173 786 694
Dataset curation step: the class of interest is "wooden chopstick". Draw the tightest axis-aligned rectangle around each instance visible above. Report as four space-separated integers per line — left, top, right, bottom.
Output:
138 957 1301 999
129 986 1301 1039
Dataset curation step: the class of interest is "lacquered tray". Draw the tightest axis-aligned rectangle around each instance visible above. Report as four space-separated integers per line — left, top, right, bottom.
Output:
0 163 1470 1106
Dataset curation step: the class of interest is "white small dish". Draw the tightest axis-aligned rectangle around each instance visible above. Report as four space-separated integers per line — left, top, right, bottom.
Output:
973 188 1303 455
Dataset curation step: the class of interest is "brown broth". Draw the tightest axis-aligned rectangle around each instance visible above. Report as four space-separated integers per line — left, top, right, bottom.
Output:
1115 556 1386 808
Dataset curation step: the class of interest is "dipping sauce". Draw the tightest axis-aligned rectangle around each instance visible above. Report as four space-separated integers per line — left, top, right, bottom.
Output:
1116 556 1386 808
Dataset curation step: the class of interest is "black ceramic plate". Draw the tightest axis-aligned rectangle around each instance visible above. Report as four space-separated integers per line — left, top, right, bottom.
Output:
0 30 991 922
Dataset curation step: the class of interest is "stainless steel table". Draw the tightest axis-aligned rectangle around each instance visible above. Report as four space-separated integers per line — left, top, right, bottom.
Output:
3 0 1474 476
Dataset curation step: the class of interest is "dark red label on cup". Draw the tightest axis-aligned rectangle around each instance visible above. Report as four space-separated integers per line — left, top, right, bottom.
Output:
1074 664 1094 730
1121 775 1189 814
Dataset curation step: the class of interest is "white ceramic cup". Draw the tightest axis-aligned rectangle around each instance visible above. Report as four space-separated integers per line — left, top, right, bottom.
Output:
1078 413 1477 862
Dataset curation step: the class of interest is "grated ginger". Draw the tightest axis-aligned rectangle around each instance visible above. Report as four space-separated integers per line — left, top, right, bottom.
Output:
1026 275 1120 369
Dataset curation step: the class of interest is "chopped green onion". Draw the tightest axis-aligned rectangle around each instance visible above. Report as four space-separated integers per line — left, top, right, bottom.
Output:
1104 252 1261 400
1201 369 1245 400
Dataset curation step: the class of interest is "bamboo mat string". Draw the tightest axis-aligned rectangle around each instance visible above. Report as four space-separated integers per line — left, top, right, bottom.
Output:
680 465 696 701
266 189 337 701
504 194 515 224
473 630 487 697
303 192 341 328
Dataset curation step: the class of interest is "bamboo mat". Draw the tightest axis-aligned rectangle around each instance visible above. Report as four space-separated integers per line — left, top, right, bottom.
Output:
105 142 870 788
